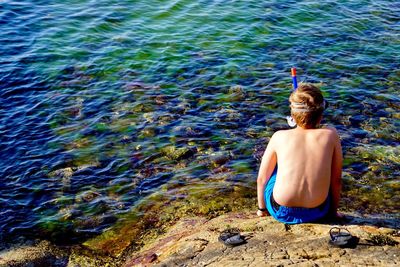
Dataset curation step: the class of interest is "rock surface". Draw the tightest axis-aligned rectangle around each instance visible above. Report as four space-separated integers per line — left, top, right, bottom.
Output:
1 212 399 267
0 240 68 267
124 212 400 267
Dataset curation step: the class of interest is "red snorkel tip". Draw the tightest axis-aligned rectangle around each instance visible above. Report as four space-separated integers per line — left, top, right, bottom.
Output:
291 67 298 90
291 67 297 77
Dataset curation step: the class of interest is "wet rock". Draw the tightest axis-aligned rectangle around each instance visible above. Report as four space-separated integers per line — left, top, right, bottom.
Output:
92 199 112 214
172 125 211 138
155 95 167 105
68 247 117 267
76 190 102 203
160 145 196 161
348 162 369 174
227 85 246 101
213 108 243 122
212 165 231 174
133 102 154 113
48 167 74 190
172 101 191 114
66 137 93 150
352 145 400 164
74 216 103 229
157 114 176 126
253 144 266 162
82 211 157 257
58 207 83 221
353 129 369 138
125 81 160 90
391 112 400 120
49 167 74 179
349 114 366 126
143 112 156 123
0 240 68 267
209 152 231 168
139 126 158 138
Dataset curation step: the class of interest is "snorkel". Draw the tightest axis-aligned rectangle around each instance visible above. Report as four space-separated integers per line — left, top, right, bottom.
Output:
291 67 298 90
286 69 327 127
287 67 298 127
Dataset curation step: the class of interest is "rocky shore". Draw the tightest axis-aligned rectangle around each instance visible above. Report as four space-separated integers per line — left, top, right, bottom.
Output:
1 211 399 267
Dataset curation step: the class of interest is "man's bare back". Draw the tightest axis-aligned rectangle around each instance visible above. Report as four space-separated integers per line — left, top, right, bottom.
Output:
256 126 342 214
272 127 342 208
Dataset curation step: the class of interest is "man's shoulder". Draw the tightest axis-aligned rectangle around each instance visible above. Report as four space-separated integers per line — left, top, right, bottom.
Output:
319 126 341 144
322 125 338 132
271 129 291 138
320 126 339 136
268 130 290 147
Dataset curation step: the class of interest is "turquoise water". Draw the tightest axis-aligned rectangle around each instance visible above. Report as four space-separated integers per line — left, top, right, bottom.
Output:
1 0 399 242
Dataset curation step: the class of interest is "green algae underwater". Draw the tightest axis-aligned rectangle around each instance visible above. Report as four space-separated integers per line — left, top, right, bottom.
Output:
1 0 399 256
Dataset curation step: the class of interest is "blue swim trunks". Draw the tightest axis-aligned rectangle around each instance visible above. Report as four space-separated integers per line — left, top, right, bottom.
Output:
264 166 330 224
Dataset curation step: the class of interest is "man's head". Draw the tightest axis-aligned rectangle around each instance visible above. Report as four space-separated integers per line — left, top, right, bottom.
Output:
289 83 325 129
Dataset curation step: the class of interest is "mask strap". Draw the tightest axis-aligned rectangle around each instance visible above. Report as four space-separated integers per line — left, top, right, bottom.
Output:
290 100 327 112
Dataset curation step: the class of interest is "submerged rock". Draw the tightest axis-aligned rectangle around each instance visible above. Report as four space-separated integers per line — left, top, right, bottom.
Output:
352 145 400 164
348 114 366 126
209 152 231 168
227 85 246 101
125 81 160 90
57 207 83 221
139 126 158 138
75 190 102 203
352 129 369 138
160 145 197 161
213 108 243 123
49 167 74 179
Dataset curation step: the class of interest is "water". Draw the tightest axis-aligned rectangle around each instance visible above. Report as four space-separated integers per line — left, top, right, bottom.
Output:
1 0 399 243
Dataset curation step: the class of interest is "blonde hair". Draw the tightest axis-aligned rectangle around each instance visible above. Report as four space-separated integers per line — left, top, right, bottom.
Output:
289 83 325 129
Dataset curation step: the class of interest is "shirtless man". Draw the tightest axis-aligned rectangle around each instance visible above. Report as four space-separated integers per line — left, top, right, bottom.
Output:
256 83 342 224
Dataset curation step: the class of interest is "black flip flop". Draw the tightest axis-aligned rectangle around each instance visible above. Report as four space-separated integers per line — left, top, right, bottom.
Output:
218 228 246 247
329 227 359 248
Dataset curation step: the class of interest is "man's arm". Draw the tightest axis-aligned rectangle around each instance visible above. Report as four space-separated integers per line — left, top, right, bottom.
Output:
256 133 278 216
330 129 343 217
